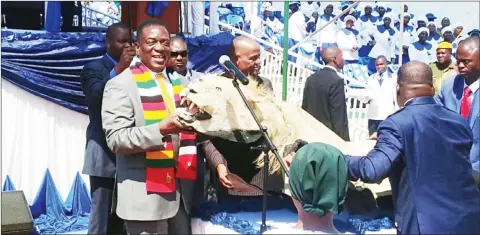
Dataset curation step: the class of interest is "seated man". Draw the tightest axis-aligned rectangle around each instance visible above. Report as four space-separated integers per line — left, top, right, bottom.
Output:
266 143 349 234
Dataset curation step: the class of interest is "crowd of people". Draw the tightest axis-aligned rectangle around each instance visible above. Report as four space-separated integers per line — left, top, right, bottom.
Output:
79 2 479 232
248 1 480 77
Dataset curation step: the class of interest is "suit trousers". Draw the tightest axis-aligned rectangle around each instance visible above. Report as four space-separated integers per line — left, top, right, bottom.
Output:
88 176 125 235
124 200 191 234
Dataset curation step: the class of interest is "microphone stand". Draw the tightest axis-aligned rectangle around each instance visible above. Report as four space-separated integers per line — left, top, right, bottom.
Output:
227 71 290 234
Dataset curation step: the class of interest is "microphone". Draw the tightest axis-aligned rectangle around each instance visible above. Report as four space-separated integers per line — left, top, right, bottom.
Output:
219 55 249 85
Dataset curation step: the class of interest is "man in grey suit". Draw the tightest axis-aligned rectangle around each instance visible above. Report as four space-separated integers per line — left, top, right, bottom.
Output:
101 19 196 234
80 22 134 235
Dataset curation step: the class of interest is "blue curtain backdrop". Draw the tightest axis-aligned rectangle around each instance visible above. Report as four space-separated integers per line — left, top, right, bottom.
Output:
44 1 62 32
146 1 169 17
1 30 234 114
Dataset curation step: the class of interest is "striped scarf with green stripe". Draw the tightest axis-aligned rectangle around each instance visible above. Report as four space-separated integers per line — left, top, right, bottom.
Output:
131 60 197 194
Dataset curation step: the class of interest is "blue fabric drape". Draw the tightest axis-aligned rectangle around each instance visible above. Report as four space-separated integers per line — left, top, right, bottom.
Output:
146 1 169 17
1 30 236 114
9 169 91 234
1 30 106 114
193 198 394 234
2 175 17 191
45 1 61 32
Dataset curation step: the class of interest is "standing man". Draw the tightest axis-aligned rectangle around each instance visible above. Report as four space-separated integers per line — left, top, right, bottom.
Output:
167 37 203 83
80 22 134 235
101 19 197 234
347 61 480 234
436 37 480 189
429 42 457 95
362 56 397 137
302 46 350 141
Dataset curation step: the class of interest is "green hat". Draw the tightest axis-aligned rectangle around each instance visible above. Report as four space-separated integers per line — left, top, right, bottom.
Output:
288 143 348 216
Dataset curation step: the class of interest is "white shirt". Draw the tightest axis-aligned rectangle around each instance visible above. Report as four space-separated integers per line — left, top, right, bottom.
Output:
289 11 308 42
465 79 480 103
336 28 359 61
363 72 398 120
131 58 175 105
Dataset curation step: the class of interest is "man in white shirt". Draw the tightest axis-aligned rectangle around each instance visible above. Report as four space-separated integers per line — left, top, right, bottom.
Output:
362 55 398 137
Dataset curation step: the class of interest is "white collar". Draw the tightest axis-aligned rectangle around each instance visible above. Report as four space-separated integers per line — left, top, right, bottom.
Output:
132 57 168 80
324 65 338 72
465 78 480 94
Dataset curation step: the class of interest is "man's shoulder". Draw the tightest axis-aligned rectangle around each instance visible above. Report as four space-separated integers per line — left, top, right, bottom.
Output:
83 55 110 71
106 67 133 87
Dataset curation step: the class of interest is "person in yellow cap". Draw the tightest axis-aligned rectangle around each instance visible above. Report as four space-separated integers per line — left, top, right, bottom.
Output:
429 41 458 94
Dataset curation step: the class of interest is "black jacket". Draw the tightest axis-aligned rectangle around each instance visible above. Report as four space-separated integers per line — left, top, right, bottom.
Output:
80 55 117 177
301 67 350 141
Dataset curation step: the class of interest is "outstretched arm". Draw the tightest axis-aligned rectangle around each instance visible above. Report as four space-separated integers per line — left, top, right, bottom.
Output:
346 118 404 183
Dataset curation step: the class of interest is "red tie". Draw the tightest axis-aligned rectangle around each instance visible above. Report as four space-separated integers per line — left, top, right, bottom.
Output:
460 87 472 119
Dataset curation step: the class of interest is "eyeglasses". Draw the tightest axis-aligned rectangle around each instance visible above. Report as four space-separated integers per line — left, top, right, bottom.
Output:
171 50 187 57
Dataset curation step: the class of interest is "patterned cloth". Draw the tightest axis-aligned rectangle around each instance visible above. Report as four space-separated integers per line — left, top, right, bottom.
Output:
130 60 197 193
343 63 369 88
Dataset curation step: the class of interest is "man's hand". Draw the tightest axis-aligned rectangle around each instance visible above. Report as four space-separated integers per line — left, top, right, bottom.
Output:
159 115 193 136
369 132 378 140
217 164 233 189
114 46 136 74
351 45 359 52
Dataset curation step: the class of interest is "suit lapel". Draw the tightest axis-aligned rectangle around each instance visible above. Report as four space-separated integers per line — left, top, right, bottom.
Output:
102 54 115 71
453 77 463 113
469 90 479 128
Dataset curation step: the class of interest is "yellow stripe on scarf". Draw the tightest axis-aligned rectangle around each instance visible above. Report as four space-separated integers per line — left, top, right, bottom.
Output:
156 74 176 114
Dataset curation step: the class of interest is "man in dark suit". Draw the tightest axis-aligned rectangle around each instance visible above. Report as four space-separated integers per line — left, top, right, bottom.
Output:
302 46 350 141
436 36 480 189
80 22 135 235
346 61 480 234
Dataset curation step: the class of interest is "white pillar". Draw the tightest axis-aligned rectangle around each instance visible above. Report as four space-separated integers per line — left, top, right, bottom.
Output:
209 2 221 35
191 2 205 37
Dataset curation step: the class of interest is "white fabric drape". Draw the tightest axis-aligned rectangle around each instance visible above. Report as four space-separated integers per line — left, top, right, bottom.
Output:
1 79 90 203
192 2 205 37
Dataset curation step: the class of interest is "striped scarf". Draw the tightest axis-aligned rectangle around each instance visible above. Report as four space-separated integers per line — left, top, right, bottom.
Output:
130 60 197 194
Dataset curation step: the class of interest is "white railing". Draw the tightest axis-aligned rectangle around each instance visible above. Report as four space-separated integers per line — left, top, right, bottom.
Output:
82 5 120 28
205 15 370 140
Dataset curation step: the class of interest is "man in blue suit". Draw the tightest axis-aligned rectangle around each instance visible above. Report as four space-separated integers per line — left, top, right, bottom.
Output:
346 61 480 234
80 22 134 235
436 36 480 189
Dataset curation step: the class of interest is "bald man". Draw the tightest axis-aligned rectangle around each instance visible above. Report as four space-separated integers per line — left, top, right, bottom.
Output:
167 37 203 83
436 36 480 189
201 37 282 203
223 36 273 91
347 61 480 234
302 46 350 141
